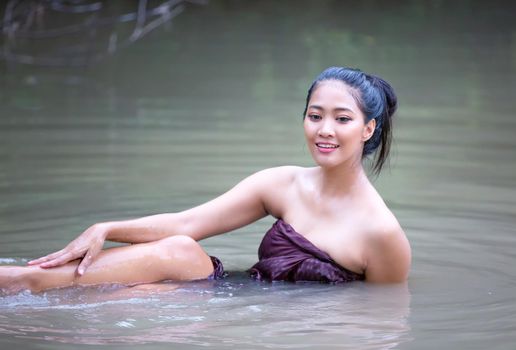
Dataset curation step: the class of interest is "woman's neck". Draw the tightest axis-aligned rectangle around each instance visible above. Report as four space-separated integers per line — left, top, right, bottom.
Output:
316 162 370 198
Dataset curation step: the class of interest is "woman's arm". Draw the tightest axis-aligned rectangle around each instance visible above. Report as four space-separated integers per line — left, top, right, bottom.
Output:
105 167 277 243
364 223 412 283
29 167 291 274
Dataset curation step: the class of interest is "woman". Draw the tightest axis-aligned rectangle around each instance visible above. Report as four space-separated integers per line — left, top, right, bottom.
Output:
0 67 411 294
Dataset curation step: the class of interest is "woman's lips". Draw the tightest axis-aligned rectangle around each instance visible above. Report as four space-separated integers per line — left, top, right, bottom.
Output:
316 142 339 153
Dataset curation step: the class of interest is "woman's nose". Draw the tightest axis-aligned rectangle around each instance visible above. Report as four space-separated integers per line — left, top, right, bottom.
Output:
318 119 335 138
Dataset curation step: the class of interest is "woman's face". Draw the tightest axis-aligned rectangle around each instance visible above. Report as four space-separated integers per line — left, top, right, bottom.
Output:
303 80 375 169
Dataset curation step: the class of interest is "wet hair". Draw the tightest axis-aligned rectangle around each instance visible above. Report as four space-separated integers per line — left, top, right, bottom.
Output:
303 66 398 175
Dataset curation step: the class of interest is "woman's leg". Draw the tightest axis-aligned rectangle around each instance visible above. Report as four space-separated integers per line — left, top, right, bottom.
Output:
0 235 214 294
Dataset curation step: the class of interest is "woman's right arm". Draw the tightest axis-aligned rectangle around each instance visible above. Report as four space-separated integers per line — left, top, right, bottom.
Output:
28 167 293 274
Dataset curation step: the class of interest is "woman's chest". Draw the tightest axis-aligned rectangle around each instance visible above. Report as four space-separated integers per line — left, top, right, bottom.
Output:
282 209 368 274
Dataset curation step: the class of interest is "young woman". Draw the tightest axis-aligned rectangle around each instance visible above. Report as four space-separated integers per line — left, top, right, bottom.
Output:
0 67 411 294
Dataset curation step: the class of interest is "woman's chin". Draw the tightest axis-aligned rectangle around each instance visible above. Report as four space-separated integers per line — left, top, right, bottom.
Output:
312 158 340 169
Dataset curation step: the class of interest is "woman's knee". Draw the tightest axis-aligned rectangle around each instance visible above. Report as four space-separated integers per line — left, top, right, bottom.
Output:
154 235 213 280
156 235 207 263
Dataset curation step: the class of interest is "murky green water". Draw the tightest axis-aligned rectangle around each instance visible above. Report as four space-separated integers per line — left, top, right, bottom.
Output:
1 1 516 349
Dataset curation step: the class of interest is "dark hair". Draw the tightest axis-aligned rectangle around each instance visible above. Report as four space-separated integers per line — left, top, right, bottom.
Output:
303 67 398 175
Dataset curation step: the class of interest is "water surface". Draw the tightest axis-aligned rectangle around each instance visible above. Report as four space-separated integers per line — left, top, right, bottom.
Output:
1 1 516 349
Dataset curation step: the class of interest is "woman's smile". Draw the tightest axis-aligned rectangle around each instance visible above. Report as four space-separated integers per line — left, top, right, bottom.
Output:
316 142 340 153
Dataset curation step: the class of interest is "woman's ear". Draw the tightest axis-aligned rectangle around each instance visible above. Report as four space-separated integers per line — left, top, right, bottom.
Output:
362 118 376 141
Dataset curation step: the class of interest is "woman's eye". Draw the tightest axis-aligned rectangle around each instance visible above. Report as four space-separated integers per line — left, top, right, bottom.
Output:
308 114 321 121
336 116 351 123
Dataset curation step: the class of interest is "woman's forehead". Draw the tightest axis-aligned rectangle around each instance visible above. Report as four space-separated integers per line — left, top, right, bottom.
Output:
308 80 361 111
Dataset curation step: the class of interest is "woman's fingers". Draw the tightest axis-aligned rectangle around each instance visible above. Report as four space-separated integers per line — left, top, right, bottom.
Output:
77 254 91 275
38 251 77 268
77 244 101 275
27 248 67 265
27 224 107 273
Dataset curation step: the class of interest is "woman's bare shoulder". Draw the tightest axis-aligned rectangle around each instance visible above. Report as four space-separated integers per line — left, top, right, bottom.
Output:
259 165 306 175
361 184 403 234
252 166 308 185
364 196 407 245
362 203 411 282
251 166 308 217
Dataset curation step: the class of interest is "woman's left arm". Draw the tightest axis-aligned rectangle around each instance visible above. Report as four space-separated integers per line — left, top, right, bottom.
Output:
364 225 411 283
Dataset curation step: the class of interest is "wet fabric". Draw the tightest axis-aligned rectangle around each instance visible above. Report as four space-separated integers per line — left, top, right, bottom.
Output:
207 256 225 280
249 219 365 283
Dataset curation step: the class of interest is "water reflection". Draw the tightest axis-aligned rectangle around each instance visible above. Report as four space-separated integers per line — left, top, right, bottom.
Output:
0 280 411 349
2 0 205 66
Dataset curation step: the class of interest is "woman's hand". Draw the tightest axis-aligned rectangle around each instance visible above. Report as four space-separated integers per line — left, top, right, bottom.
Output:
28 223 110 275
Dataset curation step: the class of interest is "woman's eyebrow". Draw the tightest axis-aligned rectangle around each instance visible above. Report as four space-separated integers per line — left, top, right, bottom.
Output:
308 105 355 114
